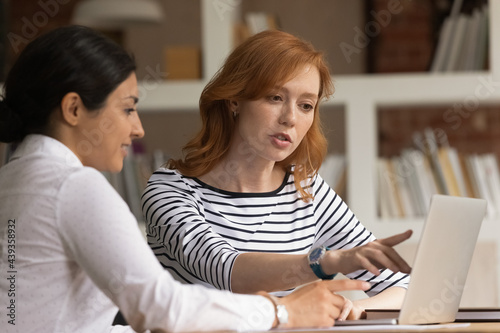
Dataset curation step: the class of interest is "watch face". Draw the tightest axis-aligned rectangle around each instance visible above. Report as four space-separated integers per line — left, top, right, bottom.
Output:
309 247 324 262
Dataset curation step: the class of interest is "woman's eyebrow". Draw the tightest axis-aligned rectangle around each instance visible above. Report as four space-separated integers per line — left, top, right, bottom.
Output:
123 95 139 104
278 86 318 98
301 92 319 100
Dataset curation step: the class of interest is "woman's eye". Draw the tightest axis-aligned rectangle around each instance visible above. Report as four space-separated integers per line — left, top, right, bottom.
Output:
125 108 136 114
269 95 282 102
302 103 314 111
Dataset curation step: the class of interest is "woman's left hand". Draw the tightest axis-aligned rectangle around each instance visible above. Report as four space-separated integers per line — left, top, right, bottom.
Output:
337 296 366 321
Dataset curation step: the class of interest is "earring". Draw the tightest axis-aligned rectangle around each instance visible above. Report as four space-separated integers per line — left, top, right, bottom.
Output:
233 111 238 118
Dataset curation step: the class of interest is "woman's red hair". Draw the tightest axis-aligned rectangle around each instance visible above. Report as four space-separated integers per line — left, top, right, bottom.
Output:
169 30 334 201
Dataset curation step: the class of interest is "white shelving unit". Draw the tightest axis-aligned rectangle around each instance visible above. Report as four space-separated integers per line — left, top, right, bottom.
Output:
137 0 500 305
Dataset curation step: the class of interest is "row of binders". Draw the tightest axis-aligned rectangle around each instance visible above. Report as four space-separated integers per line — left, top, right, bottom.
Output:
430 0 489 72
377 128 500 218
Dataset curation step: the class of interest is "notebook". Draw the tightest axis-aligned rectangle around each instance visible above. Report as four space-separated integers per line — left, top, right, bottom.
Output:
336 194 487 326
364 308 500 322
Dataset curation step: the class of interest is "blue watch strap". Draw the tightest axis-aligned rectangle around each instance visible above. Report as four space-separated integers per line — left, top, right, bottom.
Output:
310 262 336 280
309 246 337 280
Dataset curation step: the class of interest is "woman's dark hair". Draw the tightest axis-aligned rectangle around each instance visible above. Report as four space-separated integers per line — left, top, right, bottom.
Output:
0 25 136 143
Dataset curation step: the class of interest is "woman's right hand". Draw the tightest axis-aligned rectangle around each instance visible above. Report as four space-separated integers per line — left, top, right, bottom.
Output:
323 230 413 277
278 279 371 328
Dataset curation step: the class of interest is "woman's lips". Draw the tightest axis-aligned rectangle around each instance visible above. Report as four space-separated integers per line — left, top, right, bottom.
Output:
271 133 292 148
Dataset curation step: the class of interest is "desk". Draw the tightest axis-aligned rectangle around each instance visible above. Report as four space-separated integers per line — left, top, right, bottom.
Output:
275 322 500 332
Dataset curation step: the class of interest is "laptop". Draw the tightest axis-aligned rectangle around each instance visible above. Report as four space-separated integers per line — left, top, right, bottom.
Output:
336 194 487 326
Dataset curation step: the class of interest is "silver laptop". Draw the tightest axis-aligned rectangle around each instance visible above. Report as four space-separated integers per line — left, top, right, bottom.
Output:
337 194 487 326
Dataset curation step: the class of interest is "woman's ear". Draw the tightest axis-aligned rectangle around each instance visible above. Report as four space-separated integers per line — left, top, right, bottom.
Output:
60 92 84 126
229 100 238 112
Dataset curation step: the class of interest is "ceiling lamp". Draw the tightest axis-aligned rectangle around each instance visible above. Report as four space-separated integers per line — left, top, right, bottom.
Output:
72 0 163 29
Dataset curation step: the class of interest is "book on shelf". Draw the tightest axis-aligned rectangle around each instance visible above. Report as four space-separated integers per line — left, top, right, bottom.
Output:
430 0 463 72
466 154 497 217
458 151 477 198
437 146 465 197
459 6 484 71
377 159 396 219
393 156 418 217
401 149 428 216
377 128 500 218
122 147 143 221
444 13 469 72
0 143 7 168
102 142 168 222
430 15 454 72
387 158 406 217
480 154 500 215
244 12 278 35
234 11 279 45
365 308 500 322
421 128 449 195
446 146 469 196
473 4 489 70
319 154 347 198
405 148 439 215
430 0 489 72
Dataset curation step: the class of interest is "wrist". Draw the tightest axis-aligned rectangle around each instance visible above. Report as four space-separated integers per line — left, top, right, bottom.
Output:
321 249 337 276
257 291 289 328
308 246 337 279
350 300 367 320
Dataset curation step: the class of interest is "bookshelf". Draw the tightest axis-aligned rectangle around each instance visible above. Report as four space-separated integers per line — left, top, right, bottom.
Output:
136 0 500 228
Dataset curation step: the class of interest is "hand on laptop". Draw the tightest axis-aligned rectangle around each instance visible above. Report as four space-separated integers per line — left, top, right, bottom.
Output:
272 279 371 328
336 294 364 321
322 230 413 277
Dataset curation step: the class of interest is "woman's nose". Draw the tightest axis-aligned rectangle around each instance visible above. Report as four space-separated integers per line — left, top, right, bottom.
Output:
131 113 145 139
279 103 296 126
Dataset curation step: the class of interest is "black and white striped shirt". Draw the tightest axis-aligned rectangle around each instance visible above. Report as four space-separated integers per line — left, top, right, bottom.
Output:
142 168 409 297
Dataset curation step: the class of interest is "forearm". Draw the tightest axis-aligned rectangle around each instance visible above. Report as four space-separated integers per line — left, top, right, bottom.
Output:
231 252 319 294
350 287 407 319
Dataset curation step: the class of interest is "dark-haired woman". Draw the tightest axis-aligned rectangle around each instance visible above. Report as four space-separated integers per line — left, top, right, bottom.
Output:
0 25 369 332
142 30 412 321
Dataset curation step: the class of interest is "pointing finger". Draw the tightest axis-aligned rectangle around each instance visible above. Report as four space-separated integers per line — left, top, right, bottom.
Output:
323 279 371 293
377 229 413 247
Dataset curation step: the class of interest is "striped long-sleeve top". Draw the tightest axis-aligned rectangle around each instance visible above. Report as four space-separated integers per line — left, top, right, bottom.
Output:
141 168 409 297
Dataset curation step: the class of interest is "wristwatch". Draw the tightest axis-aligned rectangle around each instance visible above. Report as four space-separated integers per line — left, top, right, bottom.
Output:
269 295 289 327
308 246 336 280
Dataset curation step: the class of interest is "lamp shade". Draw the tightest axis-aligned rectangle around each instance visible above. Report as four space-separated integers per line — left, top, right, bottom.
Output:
72 0 163 29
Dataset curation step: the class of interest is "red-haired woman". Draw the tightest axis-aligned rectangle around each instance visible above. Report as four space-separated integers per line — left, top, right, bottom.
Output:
142 30 412 321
